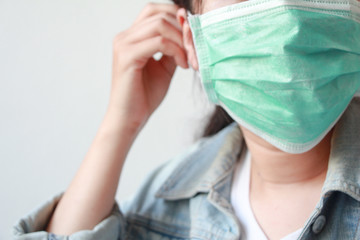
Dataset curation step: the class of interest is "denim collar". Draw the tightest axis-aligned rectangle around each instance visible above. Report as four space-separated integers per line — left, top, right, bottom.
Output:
322 98 360 201
156 98 360 202
155 121 244 200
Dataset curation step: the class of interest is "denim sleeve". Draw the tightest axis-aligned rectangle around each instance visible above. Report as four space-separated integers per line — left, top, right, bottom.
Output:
12 193 125 240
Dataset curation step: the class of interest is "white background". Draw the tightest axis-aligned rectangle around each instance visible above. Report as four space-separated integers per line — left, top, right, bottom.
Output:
0 0 214 239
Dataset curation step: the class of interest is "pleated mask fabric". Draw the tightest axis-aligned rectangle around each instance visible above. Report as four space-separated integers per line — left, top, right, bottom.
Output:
188 0 360 153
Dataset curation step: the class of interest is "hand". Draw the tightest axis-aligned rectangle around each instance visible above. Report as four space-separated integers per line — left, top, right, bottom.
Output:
108 3 188 132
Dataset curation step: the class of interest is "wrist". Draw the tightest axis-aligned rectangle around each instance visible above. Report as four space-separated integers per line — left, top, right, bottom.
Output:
101 107 144 138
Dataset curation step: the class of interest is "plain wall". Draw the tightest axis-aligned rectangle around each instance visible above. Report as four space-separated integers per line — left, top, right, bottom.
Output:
0 1 214 239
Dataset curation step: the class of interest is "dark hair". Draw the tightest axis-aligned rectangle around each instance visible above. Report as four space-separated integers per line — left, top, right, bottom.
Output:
171 0 234 137
172 0 193 11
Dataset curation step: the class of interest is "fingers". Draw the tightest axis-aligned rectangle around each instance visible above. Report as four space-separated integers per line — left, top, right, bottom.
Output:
124 14 184 48
131 36 188 69
134 3 179 25
113 2 188 72
159 55 177 77
114 3 188 69
135 11 181 31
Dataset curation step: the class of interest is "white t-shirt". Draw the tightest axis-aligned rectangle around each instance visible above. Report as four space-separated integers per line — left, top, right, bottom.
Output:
230 151 303 240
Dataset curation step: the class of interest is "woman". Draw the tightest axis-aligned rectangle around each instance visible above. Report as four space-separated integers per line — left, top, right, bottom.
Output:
14 0 360 239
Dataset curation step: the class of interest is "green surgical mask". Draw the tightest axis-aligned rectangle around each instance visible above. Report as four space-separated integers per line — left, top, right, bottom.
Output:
188 0 360 153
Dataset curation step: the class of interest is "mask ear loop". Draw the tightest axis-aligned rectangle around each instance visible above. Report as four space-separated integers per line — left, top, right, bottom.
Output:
187 10 194 18
187 10 220 104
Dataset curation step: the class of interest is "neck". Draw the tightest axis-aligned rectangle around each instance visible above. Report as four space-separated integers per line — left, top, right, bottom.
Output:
240 125 332 185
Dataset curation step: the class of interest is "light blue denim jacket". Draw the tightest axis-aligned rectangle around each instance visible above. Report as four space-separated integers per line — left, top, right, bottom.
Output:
13 98 360 240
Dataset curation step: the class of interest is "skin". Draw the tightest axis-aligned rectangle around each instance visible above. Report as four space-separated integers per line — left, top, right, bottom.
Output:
47 1 331 239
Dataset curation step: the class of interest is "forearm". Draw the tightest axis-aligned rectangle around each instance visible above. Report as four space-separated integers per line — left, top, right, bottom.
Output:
45 2 184 235
46 109 140 235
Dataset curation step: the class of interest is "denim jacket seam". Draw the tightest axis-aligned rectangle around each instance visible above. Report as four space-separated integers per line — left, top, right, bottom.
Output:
157 154 239 200
208 179 235 213
156 149 207 197
125 205 238 239
156 163 212 199
354 215 360 240
125 214 190 238
323 180 360 202
156 123 244 201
